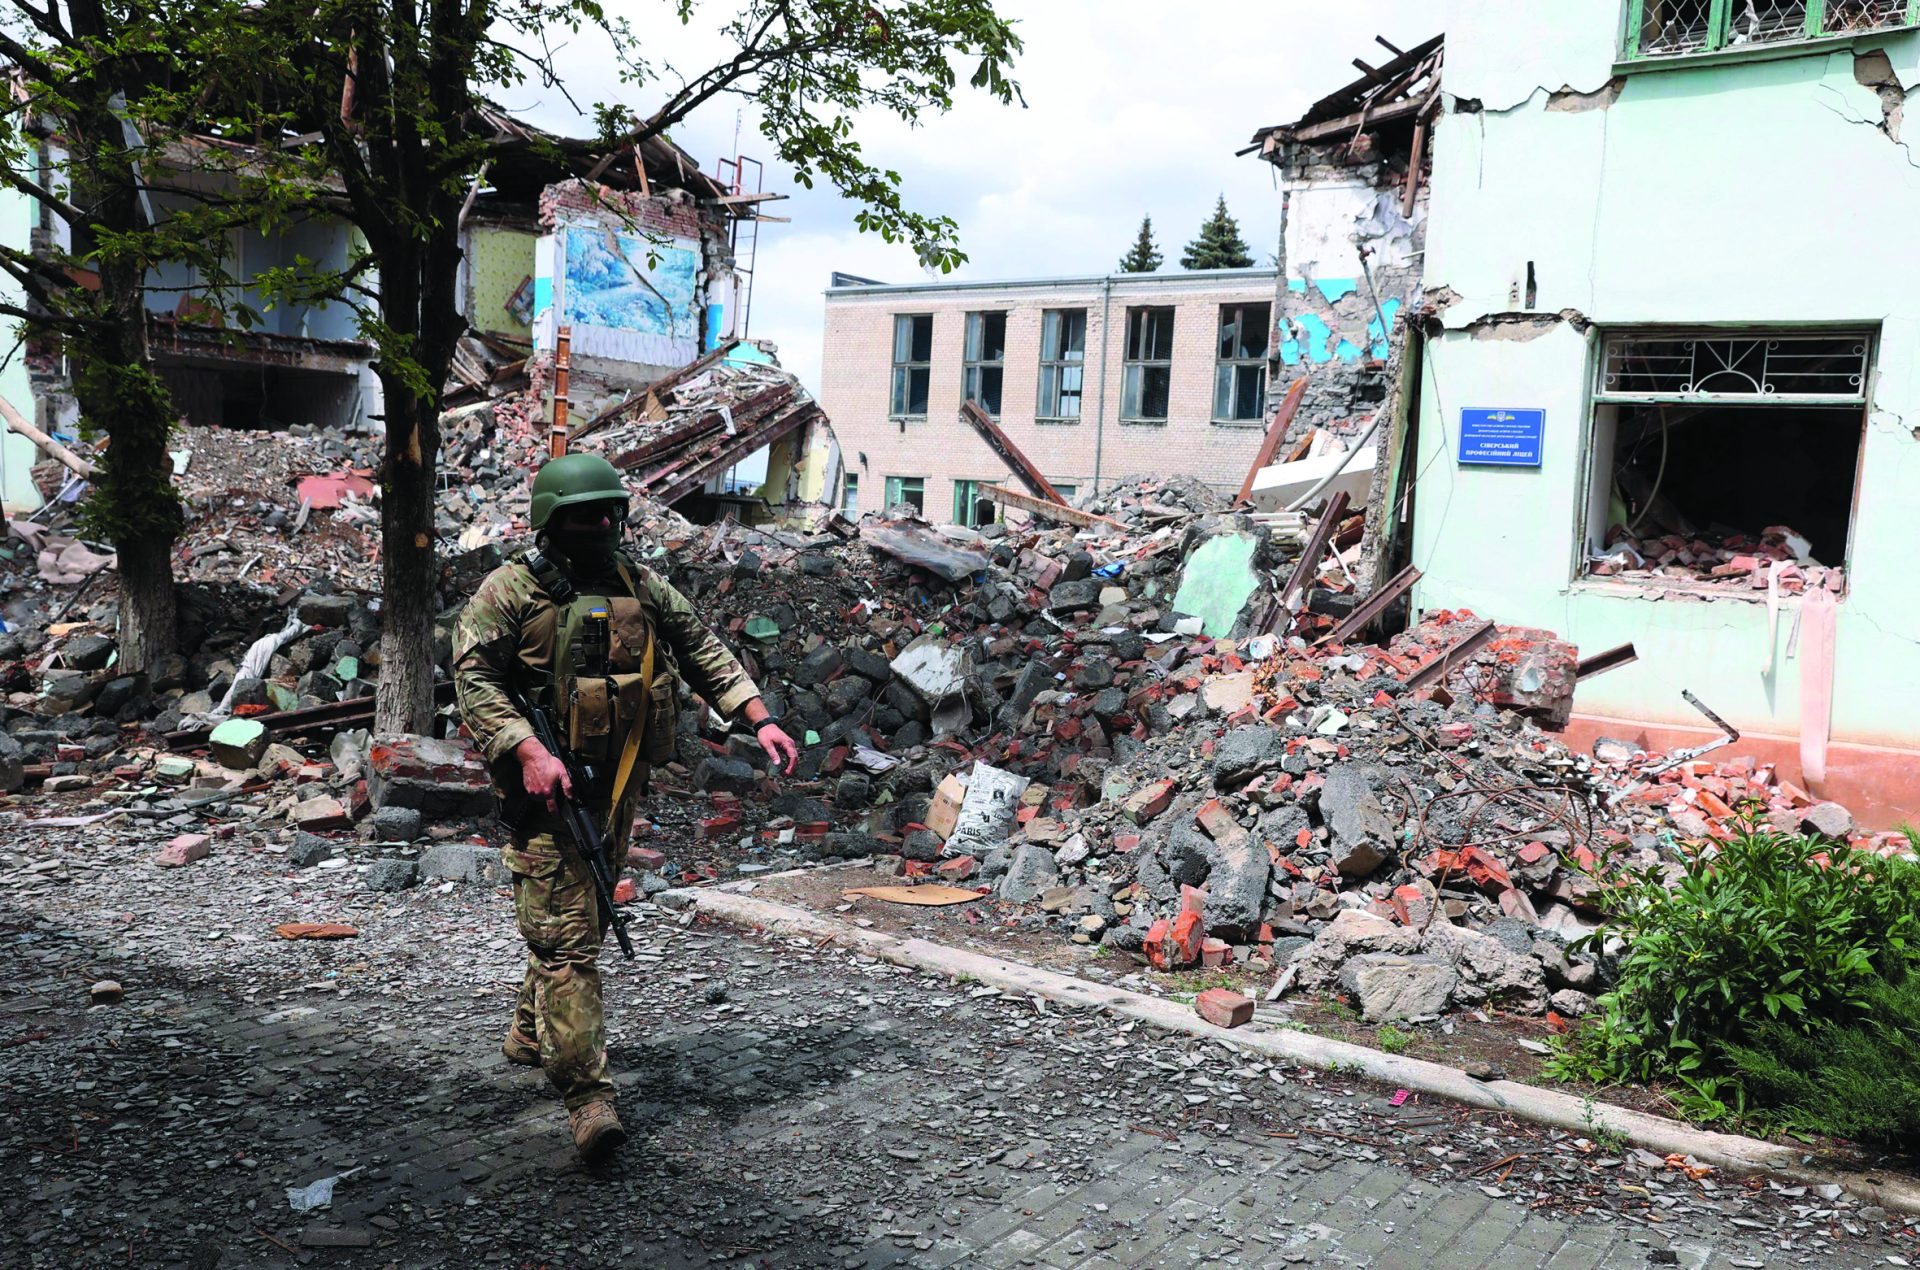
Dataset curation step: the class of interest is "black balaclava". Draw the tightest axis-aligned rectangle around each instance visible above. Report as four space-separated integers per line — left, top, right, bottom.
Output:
546 500 625 575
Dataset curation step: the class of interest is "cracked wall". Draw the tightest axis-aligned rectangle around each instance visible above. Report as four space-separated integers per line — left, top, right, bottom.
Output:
1267 154 1427 445
1411 1 1920 751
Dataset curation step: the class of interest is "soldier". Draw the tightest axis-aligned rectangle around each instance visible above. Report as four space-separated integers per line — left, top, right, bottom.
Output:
453 453 798 1161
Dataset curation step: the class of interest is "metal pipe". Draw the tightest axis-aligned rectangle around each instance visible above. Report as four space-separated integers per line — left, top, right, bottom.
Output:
1092 274 1112 495
1282 408 1384 514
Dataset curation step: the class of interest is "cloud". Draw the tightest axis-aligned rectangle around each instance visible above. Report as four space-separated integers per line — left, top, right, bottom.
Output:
507 0 1435 396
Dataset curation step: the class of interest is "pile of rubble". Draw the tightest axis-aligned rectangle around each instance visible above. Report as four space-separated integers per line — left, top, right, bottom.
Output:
2 377 1900 1037
1590 522 1846 595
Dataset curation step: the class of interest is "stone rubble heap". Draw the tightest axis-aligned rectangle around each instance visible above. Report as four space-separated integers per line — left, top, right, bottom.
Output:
2 409 1901 1027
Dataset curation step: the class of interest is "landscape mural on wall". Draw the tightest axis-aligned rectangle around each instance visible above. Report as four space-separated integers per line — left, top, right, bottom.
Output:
561 226 699 343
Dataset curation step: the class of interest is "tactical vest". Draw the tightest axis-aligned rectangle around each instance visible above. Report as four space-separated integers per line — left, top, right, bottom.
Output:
521 549 678 796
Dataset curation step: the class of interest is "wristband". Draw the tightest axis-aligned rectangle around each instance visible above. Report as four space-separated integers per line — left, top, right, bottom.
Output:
755 717 783 734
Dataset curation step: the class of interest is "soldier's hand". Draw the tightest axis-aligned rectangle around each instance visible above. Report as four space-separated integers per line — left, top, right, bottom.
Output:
515 737 573 813
756 721 799 776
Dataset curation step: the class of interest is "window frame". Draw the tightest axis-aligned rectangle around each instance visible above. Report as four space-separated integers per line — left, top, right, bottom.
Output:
883 475 926 515
840 471 859 515
1623 0 1920 63
1121 306 1176 424
1213 301 1270 425
1036 307 1088 424
1574 323 1875 594
951 477 1000 527
963 311 1007 418
889 313 933 421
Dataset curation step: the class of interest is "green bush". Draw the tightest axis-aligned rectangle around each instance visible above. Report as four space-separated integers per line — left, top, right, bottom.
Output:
1717 974 1920 1147
1550 830 1920 1088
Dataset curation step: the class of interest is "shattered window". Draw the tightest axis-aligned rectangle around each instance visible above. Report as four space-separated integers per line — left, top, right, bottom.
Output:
1725 0 1808 45
884 475 925 514
890 314 932 419
1629 0 1911 57
952 479 997 527
963 311 1006 417
1213 302 1269 423
841 472 858 515
1122 307 1174 422
1585 327 1871 594
1825 0 1911 31
1038 309 1085 421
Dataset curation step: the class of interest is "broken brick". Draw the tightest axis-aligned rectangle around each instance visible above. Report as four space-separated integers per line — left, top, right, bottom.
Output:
154 834 211 868
1196 988 1254 1029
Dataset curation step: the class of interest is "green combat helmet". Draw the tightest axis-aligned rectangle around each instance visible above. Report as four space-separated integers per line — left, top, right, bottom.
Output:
530 453 628 532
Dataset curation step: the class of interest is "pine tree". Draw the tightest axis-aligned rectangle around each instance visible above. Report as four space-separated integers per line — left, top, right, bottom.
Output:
1118 215 1162 273
1180 195 1255 270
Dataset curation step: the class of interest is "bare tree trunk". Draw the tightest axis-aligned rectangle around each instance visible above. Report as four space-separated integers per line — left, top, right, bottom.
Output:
72 272 181 676
373 379 439 735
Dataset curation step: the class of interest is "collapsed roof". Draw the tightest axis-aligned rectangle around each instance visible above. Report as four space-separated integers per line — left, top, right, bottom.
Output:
1244 33 1443 157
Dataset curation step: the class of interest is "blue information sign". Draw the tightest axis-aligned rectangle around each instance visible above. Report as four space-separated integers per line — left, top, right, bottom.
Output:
1458 408 1545 467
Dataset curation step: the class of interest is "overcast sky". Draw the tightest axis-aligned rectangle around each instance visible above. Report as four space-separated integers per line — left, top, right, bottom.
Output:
509 0 1434 396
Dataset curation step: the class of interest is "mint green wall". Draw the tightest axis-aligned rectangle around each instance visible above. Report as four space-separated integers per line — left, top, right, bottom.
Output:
0 181 38 513
1416 6 1920 744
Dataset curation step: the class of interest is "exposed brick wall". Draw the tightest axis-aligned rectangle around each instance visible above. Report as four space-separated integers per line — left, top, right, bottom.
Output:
820 273 1278 523
538 180 721 244
1265 155 1429 446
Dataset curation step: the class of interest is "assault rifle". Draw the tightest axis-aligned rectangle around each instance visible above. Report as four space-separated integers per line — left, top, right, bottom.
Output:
509 685 635 959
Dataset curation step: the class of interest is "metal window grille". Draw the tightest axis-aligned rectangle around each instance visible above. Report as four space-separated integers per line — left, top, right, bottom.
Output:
1638 0 1716 54
1824 0 1912 31
1726 0 1809 44
890 314 932 418
963 312 1006 417
1596 331 1872 403
1121 307 1174 421
1630 0 1916 57
1038 309 1086 421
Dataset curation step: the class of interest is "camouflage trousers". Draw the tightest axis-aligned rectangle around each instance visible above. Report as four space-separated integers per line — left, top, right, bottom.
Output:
503 807 627 1111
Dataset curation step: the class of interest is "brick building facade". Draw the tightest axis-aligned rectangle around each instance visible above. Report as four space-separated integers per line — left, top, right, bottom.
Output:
820 269 1279 524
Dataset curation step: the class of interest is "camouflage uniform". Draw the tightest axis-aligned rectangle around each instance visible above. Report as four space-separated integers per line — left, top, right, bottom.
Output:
452 547 758 1110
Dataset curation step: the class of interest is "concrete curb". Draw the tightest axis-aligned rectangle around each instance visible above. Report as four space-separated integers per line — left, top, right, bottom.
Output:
658 884 1920 1216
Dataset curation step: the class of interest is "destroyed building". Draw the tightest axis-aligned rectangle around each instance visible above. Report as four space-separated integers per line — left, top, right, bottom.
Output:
1262 8 1920 822
818 269 1279 523
1245 34 1439 448
4 105 831 527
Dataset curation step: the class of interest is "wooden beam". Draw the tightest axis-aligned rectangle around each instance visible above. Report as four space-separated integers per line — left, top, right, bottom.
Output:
979 484 1129 532
573 339 741 442
608 415 726 471
652 404 823 505
1284 94 1428 144
0 394 92 478
1234 377 1309 505
959 401 1068 506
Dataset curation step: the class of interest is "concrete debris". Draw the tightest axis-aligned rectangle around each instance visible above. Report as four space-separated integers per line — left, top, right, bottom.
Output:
2 409 1899 1038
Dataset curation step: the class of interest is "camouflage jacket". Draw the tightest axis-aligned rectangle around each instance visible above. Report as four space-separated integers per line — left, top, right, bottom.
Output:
452 548 759 779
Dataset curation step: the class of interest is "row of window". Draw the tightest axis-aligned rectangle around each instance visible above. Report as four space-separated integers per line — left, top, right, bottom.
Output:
889 302 1272 426
1627 0 1918 61
850 473 1080 526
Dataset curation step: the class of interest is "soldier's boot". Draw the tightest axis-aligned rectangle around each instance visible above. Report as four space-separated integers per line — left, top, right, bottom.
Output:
502 1026 541 1068
569 1100 625 1161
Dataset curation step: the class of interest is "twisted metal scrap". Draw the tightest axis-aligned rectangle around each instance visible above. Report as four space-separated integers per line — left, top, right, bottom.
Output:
1385 700 1601 934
